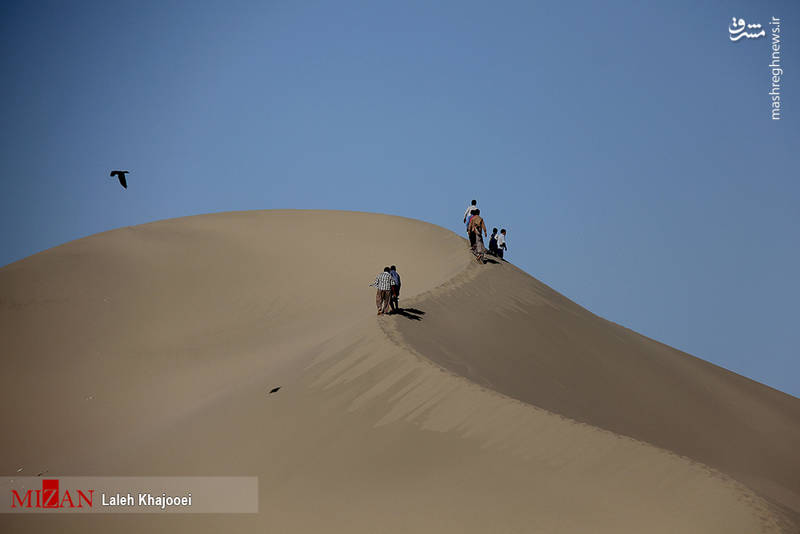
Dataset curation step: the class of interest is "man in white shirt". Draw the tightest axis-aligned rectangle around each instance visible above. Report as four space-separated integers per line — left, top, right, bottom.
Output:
497 229 508 259
463 199 478 223
463 199 478 249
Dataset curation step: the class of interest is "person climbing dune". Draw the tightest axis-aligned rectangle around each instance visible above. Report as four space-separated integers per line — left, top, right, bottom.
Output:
468 209 488 263
489 228 499 256
463 199 478 224
497 228 508 259
389 265 401 312
463 199 478 250
369 267 394 315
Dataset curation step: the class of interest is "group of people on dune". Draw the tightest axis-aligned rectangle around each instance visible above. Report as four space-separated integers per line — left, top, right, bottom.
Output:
464 199 507 263
369 265 402 316
369 201 507 315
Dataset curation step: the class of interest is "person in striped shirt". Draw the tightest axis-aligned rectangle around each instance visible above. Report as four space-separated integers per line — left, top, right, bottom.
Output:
370 267 395 315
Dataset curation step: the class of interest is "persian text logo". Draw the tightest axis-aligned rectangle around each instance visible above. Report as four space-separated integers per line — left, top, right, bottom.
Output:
11 479 94 509
728 17 783 121
729 18 765 41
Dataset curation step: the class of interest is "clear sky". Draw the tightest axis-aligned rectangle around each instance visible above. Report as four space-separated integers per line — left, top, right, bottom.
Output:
1 1 798 397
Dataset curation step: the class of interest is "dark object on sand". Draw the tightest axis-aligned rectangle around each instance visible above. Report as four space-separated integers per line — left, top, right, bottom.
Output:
110 170 130 189
269 386 281 394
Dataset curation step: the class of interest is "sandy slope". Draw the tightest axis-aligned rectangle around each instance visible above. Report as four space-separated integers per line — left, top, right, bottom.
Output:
393 258 800 523
0 210 797 532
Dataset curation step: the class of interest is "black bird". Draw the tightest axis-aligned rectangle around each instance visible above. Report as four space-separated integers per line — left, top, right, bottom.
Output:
110 170 130 189
269 386 281 394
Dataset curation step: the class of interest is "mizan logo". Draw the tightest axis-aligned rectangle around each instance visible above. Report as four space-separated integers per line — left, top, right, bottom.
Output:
11 479 94 509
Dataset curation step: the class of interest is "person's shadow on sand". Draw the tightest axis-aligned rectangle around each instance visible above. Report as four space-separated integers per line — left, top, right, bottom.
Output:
390 308 425 321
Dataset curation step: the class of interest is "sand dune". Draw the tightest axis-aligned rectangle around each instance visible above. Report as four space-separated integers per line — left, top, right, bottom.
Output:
1 210 798 533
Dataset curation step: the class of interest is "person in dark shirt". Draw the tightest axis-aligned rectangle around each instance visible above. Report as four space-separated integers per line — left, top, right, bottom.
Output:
389 265 401 312
489 228 499 256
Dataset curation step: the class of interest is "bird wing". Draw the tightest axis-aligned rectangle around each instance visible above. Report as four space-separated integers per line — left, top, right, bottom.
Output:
118 175 127 188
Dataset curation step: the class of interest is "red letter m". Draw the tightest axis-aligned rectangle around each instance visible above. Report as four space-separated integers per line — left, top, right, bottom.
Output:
11 490 32 508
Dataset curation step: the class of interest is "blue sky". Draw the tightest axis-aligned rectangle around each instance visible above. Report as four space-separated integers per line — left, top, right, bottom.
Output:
1 0 798 397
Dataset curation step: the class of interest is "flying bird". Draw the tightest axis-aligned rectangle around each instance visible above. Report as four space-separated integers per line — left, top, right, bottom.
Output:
110 170 130 189
269 386 281 394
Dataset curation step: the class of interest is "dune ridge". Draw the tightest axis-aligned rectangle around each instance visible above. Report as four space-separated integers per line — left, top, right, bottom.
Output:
1 210 797 533
391 258 800 525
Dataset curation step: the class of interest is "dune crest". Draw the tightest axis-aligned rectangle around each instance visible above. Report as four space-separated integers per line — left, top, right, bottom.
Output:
392 258 800 526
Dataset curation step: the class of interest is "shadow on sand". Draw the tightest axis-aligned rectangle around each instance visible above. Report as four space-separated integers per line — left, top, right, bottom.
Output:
389 307 426 321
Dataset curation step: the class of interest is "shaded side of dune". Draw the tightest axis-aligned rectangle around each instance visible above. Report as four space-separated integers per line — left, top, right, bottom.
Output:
392 260 800 522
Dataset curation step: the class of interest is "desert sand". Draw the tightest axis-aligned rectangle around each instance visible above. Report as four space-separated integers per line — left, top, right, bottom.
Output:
1 210 798 533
